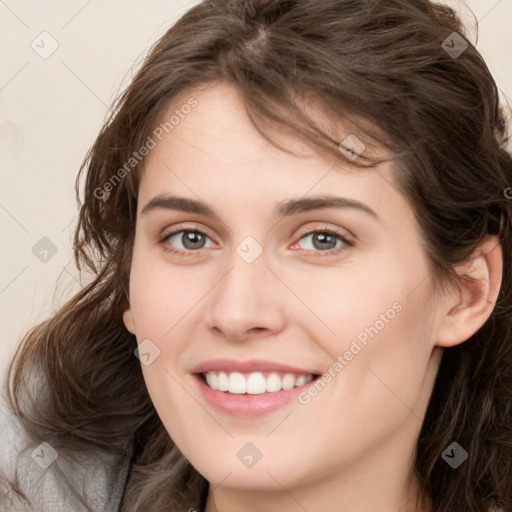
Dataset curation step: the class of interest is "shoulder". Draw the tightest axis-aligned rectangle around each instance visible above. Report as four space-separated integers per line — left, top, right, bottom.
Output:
0 405 34 510
0 402 132 511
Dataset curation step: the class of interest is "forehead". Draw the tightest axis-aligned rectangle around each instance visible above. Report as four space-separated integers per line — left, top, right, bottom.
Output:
137 81 405 222
145 83 382 168
153 82 319 163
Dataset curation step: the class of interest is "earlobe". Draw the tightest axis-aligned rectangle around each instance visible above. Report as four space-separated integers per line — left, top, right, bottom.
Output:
123 305 136 335
435 236 503 348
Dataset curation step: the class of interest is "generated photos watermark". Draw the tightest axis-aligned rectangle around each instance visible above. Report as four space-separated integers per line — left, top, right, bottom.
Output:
93 97 198 200
298 300 403 405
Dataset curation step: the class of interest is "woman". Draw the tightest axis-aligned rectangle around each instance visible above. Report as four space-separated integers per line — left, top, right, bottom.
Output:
1 0 511 510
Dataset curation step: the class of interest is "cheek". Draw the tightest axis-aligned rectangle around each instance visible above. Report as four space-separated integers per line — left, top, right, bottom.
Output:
328 287 436 436
128 249 203 337
295 259 421 344
302 253 436 400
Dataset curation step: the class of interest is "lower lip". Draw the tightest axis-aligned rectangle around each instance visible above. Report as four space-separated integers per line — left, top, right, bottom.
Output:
193 374 318 417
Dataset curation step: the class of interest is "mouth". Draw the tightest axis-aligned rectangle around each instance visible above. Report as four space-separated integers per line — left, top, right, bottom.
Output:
190 358 323 417
198 370 321 395
192 370 322 417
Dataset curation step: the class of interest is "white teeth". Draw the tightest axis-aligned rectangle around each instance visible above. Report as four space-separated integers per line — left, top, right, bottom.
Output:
203 371 314 394
295 375 308 387
266 372 282 392
217 371 229 391
228 372 246 394
205 372 216 388
246 372 267 394
281 373 296 390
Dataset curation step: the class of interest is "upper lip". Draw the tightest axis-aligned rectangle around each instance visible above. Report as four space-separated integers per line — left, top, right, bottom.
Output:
191 358 321 375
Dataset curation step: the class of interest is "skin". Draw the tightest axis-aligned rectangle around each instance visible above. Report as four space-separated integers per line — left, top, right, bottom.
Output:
123 81 502 512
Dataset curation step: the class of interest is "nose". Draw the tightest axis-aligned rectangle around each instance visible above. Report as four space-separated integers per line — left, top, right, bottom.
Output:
205 249 287 342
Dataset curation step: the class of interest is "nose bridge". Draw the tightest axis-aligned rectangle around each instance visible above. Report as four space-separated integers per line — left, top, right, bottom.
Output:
223 234 269 297
206 237 285 339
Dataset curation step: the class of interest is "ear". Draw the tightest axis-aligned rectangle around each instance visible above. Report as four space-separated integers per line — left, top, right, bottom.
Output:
123 301 136 335
435 236 503 347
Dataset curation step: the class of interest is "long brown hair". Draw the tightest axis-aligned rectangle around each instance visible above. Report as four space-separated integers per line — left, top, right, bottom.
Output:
4 1 512 510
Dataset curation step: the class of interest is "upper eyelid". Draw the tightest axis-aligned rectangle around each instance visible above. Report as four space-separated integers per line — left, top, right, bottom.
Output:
161 224 216 242
295 224 353 239
161 222 351 237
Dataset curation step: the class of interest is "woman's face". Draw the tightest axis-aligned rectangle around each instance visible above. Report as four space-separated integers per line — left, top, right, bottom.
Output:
123 81 447 503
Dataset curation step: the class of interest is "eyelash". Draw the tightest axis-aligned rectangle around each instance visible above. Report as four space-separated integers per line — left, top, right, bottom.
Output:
158 226 354 258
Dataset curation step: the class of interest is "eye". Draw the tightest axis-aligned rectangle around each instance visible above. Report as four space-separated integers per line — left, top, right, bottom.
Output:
159 226 354 258
292 228 353 256
160 228 215 257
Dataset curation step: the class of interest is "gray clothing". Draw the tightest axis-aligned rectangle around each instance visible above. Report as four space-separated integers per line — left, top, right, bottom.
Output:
0 403 130 511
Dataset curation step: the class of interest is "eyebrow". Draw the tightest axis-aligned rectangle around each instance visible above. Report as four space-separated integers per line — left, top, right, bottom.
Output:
140 194 379 221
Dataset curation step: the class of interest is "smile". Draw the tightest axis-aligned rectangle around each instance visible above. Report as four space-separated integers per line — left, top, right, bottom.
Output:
202 371 316 394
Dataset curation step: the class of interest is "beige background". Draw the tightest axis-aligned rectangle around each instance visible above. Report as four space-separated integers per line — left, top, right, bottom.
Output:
1 0 511 390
